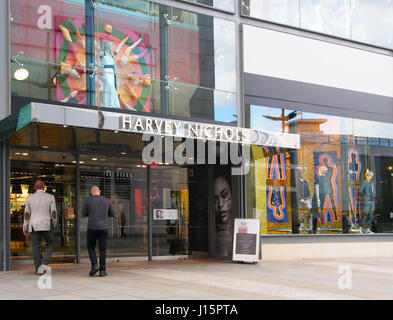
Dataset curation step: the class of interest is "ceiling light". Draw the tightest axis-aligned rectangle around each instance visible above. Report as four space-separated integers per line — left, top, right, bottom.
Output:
14 68 29 81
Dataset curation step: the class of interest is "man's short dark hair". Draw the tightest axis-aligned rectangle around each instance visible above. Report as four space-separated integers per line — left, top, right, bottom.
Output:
34 181 45 190
90 185 100 192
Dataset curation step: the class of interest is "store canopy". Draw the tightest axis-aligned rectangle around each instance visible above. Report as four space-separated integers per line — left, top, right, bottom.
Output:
0 102 300 149
0 104 31 143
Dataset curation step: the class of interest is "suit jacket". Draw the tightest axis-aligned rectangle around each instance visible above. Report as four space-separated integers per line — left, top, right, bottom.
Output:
23 190 57 232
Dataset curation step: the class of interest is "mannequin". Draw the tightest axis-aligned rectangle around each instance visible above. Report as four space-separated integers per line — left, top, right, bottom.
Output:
359 170 375 234
315 165 334 223
295 167 311 232
100 26 120 109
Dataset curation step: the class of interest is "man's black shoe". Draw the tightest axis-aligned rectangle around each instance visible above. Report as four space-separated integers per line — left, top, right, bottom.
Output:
99 270 107 277
89 265 99 276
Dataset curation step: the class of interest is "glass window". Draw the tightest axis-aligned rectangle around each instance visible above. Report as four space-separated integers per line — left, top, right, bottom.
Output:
300 0 351 38
10 0 237 123
10 123 77 261
178 0 235 12
95 0 237 123
247 104 393 235
77 130 149 259
241 0 300 28
241 0 393 50
351 0 393 49
10 0 89 104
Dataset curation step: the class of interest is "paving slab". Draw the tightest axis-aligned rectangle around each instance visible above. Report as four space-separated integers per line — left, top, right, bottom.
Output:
1 258 393 300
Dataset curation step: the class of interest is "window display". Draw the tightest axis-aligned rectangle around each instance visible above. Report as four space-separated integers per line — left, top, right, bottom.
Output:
10 0 237 123
247 105 393 235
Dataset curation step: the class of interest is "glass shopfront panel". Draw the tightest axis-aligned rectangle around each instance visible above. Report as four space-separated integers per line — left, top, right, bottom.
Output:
241 0 300 28
177 0 235 12
246 104 393 235
241 0 393 50
151 164 210 257
300 0 351 38
8 119 225 264
351 0 393 50
10 0 238 122
94 0 237 122
10 124 77 262
77 129 148 259
10 0 89 104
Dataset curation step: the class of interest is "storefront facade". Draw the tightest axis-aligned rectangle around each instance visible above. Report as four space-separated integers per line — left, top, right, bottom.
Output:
1 0 393 270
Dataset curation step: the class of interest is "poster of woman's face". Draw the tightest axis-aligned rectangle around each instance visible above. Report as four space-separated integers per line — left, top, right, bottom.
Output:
214 171 234 258
215 176 233 226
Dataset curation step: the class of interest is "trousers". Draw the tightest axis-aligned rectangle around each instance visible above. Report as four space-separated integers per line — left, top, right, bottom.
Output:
29 226 55 270
87 229 108 270
361 201 375 230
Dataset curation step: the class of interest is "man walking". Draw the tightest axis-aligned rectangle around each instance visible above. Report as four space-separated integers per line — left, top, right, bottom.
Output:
23 181 57 275
82 185 114 277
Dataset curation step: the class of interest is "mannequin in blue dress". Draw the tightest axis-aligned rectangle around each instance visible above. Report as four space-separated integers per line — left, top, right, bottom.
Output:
100 39 120 109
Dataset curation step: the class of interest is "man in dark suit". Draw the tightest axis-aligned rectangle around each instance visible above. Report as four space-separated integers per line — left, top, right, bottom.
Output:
82 185 114 277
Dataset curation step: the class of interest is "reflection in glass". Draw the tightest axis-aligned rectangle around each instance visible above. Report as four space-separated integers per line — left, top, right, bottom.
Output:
351 0 393 49
96 0 237 122
10 0 89 104
247 104 393 235
300 0 351 38
242 0 300 27
179 0 235 12
241 0 393 50
9 123 77 262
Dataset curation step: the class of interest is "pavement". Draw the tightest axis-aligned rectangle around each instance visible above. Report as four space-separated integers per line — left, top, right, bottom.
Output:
0 258 393 300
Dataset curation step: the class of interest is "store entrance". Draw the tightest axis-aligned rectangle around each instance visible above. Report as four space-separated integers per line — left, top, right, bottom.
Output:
9 123 237 264
78 164 148 259
10 150 77 263
151 164 210 257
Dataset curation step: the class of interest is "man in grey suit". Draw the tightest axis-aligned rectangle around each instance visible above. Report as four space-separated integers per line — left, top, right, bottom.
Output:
82 185 114 277
23 181 57 275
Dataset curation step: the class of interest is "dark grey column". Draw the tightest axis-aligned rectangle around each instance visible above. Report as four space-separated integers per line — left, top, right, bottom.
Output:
147 165 152 261
0 0 10 120
0 0 11 272
85 0 95 106
0 140 11 271
159 5 169 115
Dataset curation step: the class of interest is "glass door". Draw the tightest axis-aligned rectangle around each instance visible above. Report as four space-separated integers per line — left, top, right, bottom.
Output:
151 166 190 256
79 164 148 259
151 165 210 257
10 151 77 263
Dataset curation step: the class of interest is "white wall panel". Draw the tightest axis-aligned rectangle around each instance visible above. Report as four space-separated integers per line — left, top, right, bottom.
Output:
243 25 393 98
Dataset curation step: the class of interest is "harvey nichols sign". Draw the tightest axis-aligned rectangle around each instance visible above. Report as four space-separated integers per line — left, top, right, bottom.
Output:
118 114 299 149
